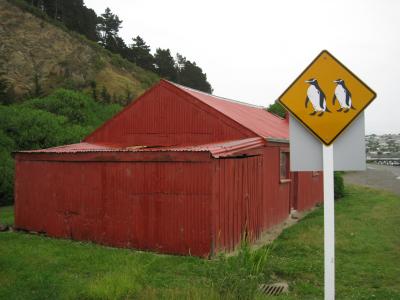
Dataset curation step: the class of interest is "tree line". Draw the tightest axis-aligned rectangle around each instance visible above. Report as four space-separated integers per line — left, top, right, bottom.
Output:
23 0 213 93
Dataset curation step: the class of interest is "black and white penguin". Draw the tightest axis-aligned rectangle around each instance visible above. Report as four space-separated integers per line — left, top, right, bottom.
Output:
305 78 330 116
333 79 355 112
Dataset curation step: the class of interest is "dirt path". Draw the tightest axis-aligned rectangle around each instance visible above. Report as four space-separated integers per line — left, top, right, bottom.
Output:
343 164 400 195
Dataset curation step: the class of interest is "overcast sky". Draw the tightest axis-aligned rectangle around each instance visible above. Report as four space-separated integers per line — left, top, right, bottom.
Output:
85 0 400 134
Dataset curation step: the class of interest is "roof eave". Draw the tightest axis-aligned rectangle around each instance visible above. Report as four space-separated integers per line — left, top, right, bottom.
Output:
265 137 289 144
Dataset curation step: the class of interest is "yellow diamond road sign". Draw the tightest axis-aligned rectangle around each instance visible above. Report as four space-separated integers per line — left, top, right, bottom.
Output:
278 50 376 145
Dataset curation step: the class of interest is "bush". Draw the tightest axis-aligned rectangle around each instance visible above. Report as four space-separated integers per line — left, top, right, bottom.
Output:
0 105 72 150
207 241 269 299
21 89 121 127
0 151 14 206
0 131 15 206
267 101 286 118
334 171 345 200
0 89 122 205
23 89 92 124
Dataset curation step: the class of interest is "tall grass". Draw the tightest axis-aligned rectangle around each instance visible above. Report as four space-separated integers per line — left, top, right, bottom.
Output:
207 240 270 299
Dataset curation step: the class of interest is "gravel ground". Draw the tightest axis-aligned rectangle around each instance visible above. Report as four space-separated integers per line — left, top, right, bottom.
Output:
343 163 400 195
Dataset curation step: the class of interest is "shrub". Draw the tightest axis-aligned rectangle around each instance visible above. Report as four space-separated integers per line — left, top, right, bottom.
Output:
266 101 286 118
0 89 122 205
0 105 71 150
0 130 15 206
0 150 14 206
21 89 121 128
22 89 94 125
334 171 345 200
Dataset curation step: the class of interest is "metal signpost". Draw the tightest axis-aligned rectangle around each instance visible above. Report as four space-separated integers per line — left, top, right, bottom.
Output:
278 50 376 300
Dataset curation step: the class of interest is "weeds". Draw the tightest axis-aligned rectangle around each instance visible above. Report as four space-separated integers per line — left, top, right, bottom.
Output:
207 240 270 299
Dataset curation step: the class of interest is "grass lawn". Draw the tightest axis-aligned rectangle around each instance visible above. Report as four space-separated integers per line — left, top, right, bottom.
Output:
0 185 399 299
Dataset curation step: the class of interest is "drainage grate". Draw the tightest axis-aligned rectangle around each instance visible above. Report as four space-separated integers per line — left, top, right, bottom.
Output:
259 282 288 296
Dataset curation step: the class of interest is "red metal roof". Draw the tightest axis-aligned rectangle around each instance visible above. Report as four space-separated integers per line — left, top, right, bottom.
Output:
19 137 265 158
165 81 289 140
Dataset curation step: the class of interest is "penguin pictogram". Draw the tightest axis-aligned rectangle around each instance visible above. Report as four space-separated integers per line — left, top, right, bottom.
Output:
333 79 356 112
305 78 331 116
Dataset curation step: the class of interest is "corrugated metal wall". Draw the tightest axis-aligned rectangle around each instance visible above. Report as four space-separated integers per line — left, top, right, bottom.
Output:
295 172 324 211
212 156 263 252
262 146 291 228
15 146 323 256
85 85 253 147
15 159 213 257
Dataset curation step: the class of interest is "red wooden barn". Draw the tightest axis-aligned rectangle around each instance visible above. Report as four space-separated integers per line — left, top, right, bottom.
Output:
14 80 323 257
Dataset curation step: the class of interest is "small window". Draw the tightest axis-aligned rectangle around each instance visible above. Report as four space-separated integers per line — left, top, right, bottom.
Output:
280 151 290 180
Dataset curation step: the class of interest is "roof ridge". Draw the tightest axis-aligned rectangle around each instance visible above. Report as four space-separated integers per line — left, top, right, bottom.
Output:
165 80 265 109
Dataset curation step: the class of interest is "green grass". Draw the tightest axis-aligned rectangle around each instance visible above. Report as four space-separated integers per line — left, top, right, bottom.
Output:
265 185 400 300
0 185 399 299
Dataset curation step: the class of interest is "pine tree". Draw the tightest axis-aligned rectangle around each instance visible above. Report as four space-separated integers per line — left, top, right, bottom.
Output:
97 7 122 47
154 48 177 81
175 53 212 93
129 36 155 71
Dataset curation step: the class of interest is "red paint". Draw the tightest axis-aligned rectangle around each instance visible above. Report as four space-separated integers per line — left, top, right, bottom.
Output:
18 137 265 158
84 80 288 147
14 80 322 257
295 172 324 211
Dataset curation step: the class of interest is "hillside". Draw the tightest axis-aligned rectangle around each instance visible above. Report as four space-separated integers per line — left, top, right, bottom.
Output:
0 0 159 102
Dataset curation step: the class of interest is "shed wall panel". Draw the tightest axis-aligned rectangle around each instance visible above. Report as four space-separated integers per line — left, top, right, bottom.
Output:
85 85 253 146
15 160 212 256
212 156 263 252
296 172 324 211
262 146 291 229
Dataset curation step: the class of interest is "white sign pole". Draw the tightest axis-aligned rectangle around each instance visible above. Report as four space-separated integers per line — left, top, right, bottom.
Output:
323 144 335 300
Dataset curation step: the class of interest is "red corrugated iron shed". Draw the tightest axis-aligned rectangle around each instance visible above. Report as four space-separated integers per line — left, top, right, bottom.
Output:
14 80 323 257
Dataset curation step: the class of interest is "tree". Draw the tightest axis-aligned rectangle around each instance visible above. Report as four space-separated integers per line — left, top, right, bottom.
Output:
97 7 122 47
175 53 212 93
154 48 177 81
42 0 60 19
129 36 155 71
42 0 99 41
78 6 99 41
105 36 128 58
267 101 286 118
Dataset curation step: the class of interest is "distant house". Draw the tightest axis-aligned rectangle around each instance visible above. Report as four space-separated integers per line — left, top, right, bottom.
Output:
14 80 323 257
